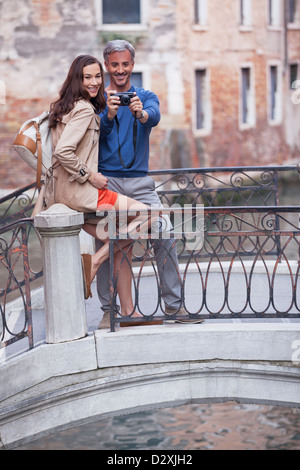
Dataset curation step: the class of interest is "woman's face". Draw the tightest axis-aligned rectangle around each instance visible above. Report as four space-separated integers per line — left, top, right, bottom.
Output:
82 63 102 99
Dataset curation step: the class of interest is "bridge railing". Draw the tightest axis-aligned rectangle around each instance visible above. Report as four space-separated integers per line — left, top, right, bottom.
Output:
0 183 42 352
151 165 283 207
96 165 298 329
0 165 299 348
103 204 300 331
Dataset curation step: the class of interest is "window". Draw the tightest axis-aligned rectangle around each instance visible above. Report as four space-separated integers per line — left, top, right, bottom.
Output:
287 0 300 23
270 66 277 120
290 64 298 88
240 66 255 127
194 0 207 25
241 68 250 123
269 64 282 123
268 0 281 27
240 0 252 26
130 72 143 88
288 0 296 22
95 0 147 30
102 0 140 24
195 69 210 132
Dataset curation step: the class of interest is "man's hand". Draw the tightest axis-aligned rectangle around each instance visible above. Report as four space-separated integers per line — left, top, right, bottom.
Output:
107 90 121 120
129 94 148 123
106 90 148 123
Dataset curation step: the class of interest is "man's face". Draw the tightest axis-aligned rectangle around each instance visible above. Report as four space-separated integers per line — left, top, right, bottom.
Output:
105 50 135 91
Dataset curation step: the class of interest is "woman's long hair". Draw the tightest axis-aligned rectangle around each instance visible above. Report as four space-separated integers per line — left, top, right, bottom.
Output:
49 55 106 128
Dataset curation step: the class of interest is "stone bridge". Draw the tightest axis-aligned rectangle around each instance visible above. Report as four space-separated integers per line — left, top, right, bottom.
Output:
1 314 300 450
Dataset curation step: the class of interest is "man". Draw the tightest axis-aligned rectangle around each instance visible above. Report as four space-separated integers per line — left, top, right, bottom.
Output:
96 39 184 328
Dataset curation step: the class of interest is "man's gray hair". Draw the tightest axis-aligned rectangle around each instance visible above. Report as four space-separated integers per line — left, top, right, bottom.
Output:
103 40 135 63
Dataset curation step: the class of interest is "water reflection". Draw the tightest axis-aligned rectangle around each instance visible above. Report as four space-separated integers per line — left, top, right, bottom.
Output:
16 402 300 450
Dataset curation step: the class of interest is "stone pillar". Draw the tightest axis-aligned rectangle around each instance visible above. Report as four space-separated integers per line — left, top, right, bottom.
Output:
34 204 87 343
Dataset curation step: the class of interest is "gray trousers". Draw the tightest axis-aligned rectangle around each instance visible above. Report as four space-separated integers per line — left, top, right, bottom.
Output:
95 175 182 312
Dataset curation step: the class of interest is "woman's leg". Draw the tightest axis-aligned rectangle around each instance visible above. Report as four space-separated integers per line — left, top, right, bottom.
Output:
82 194 150 312
116 194 151 237
82 223 130 281
113 245 135 315
83 194 149 278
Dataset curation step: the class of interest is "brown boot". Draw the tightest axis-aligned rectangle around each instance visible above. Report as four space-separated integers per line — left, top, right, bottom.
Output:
98 310 110 329
81 254 92 299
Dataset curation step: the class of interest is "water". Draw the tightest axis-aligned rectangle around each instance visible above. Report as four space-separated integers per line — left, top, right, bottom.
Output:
15 402 300 450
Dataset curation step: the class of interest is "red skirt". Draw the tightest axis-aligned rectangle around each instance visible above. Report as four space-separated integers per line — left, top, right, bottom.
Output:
97 188 118 209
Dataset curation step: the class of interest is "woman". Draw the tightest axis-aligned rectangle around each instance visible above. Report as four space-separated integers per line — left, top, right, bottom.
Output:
45 55 162 327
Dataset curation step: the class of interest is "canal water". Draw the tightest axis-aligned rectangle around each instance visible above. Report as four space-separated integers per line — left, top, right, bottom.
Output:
15 402 300 450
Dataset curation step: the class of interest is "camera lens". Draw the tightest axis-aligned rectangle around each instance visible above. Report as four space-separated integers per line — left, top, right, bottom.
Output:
121 95 130 106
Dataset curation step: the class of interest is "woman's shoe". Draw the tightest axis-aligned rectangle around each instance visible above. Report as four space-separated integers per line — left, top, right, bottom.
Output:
120 319 163 327
98 310 110 329
81 254 93 299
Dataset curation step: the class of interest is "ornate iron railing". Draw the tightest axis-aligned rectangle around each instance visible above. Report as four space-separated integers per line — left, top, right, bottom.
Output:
0 165 299 345
0 183 43 353
150 165 285 207
0 182 39 227
105 165 300 329
107 204 300 330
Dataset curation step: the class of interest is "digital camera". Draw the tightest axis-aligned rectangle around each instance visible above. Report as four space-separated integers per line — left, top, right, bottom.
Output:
111 92 135 106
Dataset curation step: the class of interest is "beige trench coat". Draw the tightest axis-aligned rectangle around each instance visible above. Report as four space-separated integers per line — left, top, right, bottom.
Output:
44 99 100 213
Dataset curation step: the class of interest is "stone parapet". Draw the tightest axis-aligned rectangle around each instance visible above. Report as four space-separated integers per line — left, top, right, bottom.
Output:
0 322 299 449
34 203 87 344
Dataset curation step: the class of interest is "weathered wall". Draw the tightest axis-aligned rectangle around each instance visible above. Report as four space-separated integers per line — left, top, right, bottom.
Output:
0 0 179 189
0 0 101 188
0 0 299 191
176 0 299 168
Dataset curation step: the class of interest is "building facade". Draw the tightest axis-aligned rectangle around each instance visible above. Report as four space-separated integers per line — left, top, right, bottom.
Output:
0 0 299 190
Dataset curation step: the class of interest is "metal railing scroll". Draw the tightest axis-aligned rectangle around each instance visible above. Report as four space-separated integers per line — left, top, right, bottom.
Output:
0 183 43 353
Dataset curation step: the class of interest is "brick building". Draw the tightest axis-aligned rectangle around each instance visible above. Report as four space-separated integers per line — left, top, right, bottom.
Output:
0 0 299 190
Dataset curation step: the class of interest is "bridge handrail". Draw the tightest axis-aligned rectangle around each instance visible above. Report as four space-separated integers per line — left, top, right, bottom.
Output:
0 217 42 351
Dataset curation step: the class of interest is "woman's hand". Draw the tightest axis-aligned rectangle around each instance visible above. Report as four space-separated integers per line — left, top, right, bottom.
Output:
88 172 108 190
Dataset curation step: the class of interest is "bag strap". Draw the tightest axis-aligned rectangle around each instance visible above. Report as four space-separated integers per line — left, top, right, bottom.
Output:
21 121 36 134
34 122 42 190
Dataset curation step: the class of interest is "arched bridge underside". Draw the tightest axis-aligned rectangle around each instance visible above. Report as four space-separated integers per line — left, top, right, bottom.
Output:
1 323 300 449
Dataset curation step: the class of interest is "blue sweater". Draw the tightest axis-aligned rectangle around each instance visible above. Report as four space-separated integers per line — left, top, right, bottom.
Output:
98 86 160 177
